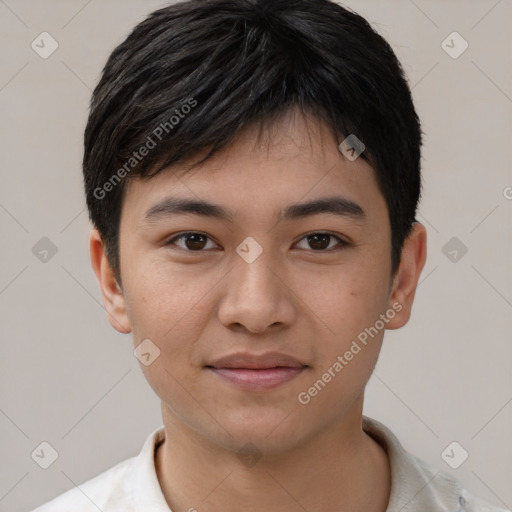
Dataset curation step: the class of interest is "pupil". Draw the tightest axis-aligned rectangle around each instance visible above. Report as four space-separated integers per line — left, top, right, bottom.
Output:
186 234 206 250
309 234 329 250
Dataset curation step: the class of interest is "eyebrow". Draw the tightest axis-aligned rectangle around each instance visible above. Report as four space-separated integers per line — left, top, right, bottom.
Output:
143 196 366 224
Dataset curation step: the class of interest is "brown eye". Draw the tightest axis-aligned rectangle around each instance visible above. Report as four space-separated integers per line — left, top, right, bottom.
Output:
183 233 207 250
295 232 347 251
167 232 218 251
308 234 330 250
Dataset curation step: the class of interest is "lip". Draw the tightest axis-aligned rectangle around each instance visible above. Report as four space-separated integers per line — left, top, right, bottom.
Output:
207 351 305 369
205 352 308 391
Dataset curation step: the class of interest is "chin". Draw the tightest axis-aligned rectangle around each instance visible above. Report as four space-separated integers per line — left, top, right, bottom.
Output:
209 408 308 454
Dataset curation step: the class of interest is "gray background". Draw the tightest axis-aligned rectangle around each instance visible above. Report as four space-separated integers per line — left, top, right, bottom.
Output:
0 1 511 510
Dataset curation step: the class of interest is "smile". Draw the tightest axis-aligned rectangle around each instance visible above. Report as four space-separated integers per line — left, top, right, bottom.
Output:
206 366 306 391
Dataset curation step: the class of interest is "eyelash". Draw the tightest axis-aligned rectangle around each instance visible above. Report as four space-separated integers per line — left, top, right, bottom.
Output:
165 231 349 252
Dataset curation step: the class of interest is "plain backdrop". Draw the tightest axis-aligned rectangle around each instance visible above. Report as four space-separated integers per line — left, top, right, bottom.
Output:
0 1 511 510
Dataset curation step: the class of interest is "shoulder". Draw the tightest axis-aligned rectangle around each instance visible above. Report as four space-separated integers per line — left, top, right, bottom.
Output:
362 416 510 512
457 487 509 512
412 454 510 512
30 456 135 512
30 426 165 512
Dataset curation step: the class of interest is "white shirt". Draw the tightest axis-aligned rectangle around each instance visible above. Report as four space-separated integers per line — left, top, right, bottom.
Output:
31 415 509 511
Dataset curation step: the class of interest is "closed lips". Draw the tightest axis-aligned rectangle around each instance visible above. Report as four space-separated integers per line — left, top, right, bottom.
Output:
205 352 308 391
206 352 307 369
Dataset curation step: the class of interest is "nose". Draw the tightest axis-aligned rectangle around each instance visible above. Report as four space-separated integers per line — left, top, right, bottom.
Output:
217 250 297 335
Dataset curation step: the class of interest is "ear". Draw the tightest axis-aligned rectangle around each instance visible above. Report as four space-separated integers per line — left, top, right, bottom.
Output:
89 229 131 334
385 222 427 330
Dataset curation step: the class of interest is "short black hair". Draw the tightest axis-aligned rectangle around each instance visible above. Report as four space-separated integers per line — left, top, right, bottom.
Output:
83 0 422 285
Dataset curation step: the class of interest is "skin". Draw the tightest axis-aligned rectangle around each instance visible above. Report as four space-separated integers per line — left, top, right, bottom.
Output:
90 108 427 512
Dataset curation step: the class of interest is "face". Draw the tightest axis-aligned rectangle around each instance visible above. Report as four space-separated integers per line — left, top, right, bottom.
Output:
91 109 426 455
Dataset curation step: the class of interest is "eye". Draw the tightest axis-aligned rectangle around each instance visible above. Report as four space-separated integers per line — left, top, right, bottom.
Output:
294 232 348 251
166 232 219 251
165 231 348 252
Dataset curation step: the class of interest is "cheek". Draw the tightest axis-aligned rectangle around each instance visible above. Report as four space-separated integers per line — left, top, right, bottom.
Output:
298 272 388 411
123 261 199 345
124 269 213 403
318 271 389 345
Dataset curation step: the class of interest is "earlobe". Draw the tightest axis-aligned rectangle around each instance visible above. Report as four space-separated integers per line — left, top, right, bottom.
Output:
89 229 132 334
385 222 427 330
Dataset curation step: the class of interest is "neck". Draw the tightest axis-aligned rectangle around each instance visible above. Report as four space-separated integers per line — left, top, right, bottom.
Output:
155 402 391 512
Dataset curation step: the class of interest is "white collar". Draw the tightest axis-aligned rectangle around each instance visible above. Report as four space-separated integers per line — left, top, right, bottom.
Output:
121 415 494 511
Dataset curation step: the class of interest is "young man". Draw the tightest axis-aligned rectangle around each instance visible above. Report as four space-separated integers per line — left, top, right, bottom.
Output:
32 0 508 511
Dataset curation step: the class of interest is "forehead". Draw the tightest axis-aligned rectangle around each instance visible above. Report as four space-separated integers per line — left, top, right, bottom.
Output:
120 110 388 228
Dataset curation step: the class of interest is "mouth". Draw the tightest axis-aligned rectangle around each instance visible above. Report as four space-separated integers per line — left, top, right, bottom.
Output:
205 352 308 392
